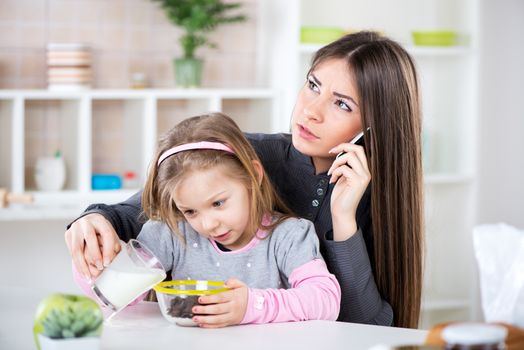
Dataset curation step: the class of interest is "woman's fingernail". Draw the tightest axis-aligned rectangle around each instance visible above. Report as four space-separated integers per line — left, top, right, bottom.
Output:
103 258 110 267
96 262 103 270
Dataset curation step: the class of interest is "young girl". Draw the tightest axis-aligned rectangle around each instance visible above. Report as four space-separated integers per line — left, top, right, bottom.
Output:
86 113 341 327
66 31 424 328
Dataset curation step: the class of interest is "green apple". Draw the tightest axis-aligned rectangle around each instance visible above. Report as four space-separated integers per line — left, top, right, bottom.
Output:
33 293 103 349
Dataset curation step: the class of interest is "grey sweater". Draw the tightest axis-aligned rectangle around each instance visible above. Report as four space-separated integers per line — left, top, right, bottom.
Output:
137 218 322 288
75 133 393 325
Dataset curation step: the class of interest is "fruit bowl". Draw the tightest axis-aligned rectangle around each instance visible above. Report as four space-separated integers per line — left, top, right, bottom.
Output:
411 31 457 46
154 280 229 326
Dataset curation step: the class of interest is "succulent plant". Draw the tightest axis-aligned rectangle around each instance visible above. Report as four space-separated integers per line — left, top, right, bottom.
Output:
40 302 103 339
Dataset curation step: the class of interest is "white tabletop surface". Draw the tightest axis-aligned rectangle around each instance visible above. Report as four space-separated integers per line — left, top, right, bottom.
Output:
0 286 428 350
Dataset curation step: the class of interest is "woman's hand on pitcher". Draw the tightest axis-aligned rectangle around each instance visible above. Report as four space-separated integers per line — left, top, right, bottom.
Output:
65 213 121 280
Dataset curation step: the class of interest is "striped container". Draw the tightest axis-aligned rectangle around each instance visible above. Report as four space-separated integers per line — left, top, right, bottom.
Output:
47 43 92 91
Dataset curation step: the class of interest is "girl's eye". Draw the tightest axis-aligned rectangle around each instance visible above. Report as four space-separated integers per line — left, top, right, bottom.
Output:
335 99 352 112
307 77 319 92
183 209 195 217
212 200 225 208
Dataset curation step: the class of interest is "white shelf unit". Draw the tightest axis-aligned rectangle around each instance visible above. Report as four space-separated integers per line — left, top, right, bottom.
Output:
261 0 480 328
0 89 279 220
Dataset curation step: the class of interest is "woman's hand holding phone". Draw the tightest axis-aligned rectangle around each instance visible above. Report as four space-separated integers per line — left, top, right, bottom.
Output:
327 132 371 241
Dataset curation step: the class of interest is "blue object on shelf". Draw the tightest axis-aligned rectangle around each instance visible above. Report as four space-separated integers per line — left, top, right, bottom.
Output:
92 174 122 190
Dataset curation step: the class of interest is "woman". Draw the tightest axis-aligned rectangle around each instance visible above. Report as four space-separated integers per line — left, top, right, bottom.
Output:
65 31 424 328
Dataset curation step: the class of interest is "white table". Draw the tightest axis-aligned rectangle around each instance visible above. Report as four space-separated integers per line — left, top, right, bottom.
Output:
0 286 428 350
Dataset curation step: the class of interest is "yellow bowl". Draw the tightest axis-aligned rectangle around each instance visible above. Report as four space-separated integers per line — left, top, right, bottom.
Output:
153 280 229 326
411 31 457 46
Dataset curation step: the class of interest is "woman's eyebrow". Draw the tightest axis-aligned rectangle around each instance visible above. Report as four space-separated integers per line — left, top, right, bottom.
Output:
334 92 358 107
311 73 358 107
310 73 322 86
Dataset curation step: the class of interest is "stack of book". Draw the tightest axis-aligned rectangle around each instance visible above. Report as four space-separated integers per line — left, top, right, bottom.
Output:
47 43 92 91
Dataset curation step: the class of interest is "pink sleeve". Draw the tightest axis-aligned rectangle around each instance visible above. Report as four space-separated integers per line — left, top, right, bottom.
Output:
240 259 341 324
71 262 99 301
71 263 145 307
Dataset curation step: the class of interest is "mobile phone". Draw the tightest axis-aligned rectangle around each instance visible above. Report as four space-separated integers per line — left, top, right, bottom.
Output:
336 129 366 160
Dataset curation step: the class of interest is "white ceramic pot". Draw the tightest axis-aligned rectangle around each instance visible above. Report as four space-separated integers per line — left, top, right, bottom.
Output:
38 334 100 350
35 156 66 191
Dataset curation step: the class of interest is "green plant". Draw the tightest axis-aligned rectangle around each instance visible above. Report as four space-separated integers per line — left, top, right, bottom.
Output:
152 0 247 59
41 304 103 339
34 294 103 349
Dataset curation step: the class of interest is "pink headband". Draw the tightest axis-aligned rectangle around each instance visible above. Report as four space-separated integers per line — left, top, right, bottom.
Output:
157 141 235 166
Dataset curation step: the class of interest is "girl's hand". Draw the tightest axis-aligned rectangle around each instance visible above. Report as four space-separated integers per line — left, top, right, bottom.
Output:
327 143 371 241
191 278 248 328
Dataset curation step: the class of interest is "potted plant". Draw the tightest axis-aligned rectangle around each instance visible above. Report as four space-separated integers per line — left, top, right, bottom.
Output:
152 0 246 87
33 294 103 350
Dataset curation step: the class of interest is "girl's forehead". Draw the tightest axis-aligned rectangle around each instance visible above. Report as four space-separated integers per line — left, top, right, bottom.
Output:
178 162 236 180
171 164 242 194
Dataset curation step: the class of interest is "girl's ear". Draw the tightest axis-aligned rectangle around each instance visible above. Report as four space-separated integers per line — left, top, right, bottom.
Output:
251 160 264 185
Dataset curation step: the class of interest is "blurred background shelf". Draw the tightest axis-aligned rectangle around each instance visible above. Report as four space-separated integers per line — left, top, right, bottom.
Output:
0 88 279 195
0 190 138 221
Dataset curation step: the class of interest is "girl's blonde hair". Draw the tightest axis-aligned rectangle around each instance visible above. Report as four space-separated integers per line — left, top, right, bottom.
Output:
142 113 293 241
311 31 424 328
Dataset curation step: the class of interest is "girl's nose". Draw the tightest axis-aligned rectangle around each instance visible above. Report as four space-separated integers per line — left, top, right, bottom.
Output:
201 214 219 231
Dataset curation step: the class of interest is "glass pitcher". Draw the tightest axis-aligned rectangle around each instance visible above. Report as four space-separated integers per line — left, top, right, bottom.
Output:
92 239 166 312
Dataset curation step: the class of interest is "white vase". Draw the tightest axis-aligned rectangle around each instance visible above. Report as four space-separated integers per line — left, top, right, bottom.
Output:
35 156 66 191
38 334 100 350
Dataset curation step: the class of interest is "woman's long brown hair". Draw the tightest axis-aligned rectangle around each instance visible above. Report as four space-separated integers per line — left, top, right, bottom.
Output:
310 31 424 328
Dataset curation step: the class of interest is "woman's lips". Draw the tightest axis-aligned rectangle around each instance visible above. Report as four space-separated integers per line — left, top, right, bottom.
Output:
297 124 319 141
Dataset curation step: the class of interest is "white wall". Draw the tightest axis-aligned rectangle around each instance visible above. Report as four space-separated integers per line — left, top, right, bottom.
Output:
477 0 524 227
0 220 81 294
